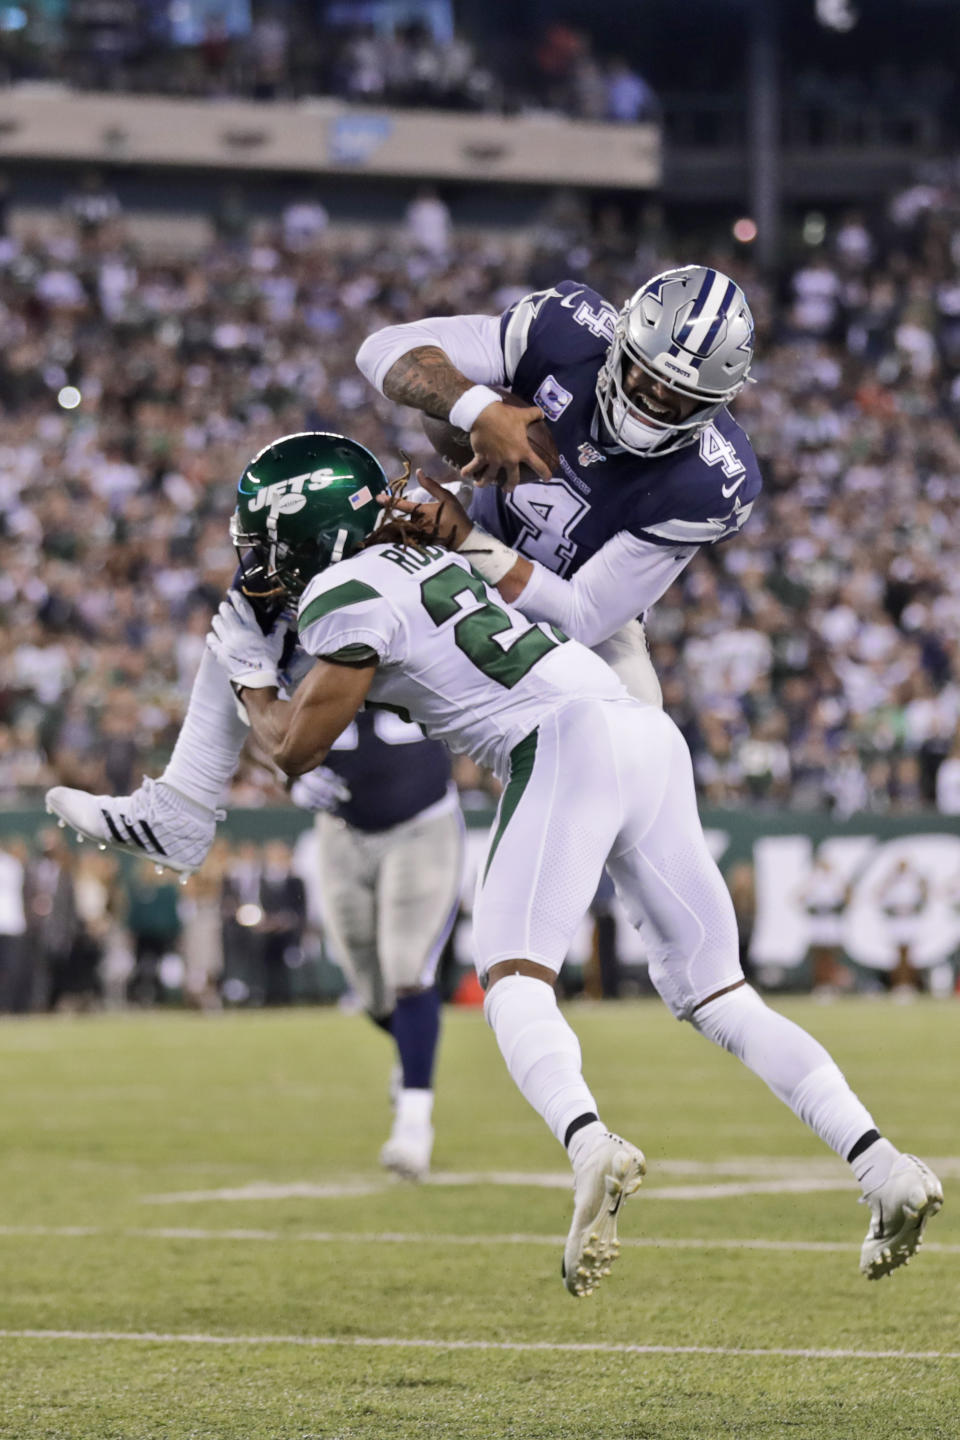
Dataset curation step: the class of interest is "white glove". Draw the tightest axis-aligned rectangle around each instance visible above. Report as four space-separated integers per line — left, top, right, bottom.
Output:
207 590 290 698
290 766 352 813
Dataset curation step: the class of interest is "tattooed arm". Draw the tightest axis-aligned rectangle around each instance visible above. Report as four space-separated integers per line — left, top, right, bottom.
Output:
355 313 550 485
355 312 505 400
381 345 475 419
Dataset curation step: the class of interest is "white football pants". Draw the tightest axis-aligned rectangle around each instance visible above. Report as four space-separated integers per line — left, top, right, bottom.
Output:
592 619 662 708
473 698 741 1017
315 801 464 1019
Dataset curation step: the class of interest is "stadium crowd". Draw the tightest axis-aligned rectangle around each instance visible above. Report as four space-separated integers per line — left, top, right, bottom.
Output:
0 9 659 125
3 178 960 820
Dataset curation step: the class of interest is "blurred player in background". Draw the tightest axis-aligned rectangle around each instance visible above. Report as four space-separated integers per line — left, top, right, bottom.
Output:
291 710 463 1178
201 432 940 1297
44 265 759 880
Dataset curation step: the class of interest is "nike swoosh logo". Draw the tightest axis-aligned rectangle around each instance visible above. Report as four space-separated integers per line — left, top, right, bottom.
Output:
721 477 745 498
559 290 584 308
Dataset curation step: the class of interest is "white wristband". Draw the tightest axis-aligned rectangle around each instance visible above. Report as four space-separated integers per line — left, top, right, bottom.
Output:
448 385 502 433
459 526 519 584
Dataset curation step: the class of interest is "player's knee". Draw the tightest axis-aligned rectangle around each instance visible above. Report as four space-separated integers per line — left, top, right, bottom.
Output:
483 958 559 992
688 981 764 1052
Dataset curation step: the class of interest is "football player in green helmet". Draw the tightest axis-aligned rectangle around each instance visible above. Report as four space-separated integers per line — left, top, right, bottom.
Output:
49 431 462 1182
208 431 939 1296
229 431 389 602
50 431 944 1293
229 433 461 1180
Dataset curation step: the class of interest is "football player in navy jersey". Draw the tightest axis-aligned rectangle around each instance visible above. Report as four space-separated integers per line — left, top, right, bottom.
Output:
43 268 758 882
355 265 760 704
290 710 463 1179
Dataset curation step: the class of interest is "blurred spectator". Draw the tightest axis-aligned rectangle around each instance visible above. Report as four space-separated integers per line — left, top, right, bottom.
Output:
0 837 28 1011
726 859 757 985
124 862 182 1005
405 187 451 260
534 22 588 111
24 828 79 1010
248 7 290 100
935 732 960 814
63 171 122 236
282 195 329 254
66 849 120 1008
605 59 659 124
256 837 306 1005
220 839 266 1004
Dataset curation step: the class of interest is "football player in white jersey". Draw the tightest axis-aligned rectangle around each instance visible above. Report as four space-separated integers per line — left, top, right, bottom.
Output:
197 433 940 1294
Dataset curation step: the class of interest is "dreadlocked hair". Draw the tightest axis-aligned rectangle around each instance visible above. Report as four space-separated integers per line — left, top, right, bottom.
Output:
359 453 461 554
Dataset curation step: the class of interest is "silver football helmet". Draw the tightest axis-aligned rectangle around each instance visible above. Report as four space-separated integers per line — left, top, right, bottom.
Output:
596 265 754 456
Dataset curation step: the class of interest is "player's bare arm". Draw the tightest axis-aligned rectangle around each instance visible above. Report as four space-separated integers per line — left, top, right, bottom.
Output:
239 660 377 778
382 345 550 488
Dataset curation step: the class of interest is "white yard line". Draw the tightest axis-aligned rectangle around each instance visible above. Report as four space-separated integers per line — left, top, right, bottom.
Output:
140 1157 960 1205
143 1181 390 1203
1 1224 957 1255
0 1328 956 1362
141 1174 860 1203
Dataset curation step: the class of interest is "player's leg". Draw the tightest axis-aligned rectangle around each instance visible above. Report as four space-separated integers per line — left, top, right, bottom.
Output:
590 619 662 708
376 804 464 1179
607 707 943 1278
313 812 386 1018
474 705 646 1296
46 648 245 874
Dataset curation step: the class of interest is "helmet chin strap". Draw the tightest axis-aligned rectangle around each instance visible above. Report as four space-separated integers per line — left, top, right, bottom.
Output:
329 527 350 565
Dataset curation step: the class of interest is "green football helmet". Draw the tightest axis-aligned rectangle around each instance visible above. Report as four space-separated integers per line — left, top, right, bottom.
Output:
230 432 388 600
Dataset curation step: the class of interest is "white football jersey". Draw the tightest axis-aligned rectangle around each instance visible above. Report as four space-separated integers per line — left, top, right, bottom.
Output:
297 542 628 779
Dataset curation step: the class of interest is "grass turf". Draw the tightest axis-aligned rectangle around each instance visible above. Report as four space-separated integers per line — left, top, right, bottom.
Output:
0 997 957 1438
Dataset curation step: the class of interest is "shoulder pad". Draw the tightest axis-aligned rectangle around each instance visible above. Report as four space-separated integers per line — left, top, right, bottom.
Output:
500 280 616 382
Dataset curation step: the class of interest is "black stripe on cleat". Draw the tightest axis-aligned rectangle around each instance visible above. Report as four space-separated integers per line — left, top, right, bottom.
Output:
138 821 167 856
122 820 148 850
102 810 126 844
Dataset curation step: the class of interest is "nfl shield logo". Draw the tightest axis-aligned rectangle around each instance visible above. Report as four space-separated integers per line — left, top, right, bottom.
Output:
577 441 605 467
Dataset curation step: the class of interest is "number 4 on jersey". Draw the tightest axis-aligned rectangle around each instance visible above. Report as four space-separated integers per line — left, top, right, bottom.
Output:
698 422 745 480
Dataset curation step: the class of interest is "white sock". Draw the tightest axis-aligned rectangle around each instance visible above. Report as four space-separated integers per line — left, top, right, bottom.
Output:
850 1137 899 1195
395 1088 433 1130
161 649 248 811
484 974 599 1148
692 986 878 1162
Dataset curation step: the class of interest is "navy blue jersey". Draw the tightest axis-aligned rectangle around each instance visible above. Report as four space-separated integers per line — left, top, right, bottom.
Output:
324 708 452 833
469 280 762 577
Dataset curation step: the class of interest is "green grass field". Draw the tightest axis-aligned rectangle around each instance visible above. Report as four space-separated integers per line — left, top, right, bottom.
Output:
0 997 957 1439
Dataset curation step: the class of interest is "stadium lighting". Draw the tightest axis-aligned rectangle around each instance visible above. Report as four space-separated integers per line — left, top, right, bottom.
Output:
815 0 858 31
57 385 81 410
733 217 758 243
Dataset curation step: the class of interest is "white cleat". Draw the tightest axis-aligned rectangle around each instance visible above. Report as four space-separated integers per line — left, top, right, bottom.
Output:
562 1133 645 1298
860 1153 943 1280
45 777 221 877
379 1123 434 1182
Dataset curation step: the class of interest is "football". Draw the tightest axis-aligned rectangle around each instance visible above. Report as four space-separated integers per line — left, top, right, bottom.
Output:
420 385 560 484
